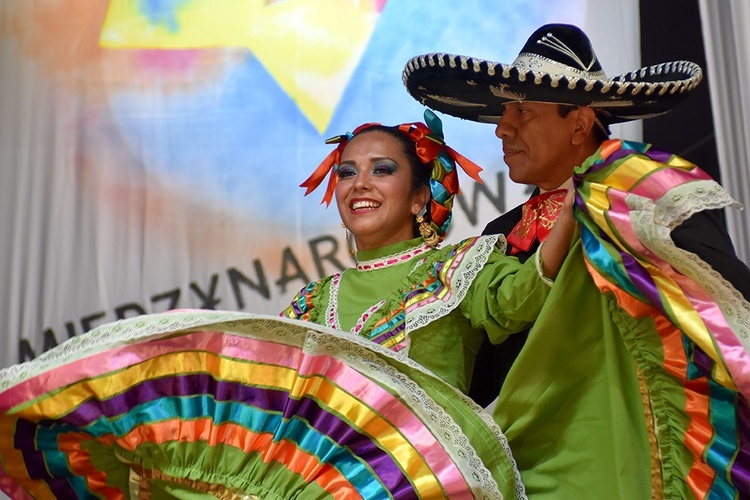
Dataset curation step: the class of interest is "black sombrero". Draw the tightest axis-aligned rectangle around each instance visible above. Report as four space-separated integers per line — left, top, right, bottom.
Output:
402 24 703 124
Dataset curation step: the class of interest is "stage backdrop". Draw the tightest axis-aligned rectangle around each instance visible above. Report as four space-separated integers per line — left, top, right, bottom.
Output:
0 0 640 368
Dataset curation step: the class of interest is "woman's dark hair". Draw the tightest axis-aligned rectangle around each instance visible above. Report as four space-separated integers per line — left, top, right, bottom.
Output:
316 111 473 247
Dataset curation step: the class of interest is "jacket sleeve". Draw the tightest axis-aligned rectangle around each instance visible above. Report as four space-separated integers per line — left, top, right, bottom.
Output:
460 246 552 345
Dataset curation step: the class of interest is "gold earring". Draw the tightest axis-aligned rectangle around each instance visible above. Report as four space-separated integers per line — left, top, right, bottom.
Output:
416 214 440 247
341 221 355 256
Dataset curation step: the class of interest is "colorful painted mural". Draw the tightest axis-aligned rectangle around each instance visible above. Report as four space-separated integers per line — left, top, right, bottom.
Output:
0 0 639 366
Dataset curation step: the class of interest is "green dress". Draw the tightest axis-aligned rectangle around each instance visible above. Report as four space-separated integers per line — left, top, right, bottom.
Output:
0 233 552 500
282 234 552 394
0 310 530 499
494 240 653 498
496 139 750 499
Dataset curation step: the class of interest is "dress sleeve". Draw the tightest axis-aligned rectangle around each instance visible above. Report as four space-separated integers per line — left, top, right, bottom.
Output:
460 245 552 345
279 276 332 323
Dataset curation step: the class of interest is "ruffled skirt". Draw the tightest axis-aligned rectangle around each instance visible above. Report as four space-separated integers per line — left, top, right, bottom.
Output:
0 310 524 499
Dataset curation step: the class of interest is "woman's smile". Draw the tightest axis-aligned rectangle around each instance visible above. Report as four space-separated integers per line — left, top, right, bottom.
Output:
350 198 382 212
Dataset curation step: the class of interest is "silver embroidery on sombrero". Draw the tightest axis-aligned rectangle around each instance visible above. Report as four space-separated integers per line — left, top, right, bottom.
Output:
512 54 607 81
402 25 703 126
425 93 488 108
589 99 637 108
536 32 599 73
489 84 526 101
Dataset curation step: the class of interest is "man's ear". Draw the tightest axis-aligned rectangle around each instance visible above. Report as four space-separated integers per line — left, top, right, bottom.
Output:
572 106 597 145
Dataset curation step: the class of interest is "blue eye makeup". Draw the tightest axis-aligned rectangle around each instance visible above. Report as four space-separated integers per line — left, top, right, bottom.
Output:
337 160 398 180
372 161 397 175
337 164 357 179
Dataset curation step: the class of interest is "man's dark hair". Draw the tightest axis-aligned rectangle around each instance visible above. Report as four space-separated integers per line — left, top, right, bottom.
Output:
557 104 611 143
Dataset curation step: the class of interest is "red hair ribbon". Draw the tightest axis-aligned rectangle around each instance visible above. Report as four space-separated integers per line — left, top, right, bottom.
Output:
299 122 380 206
397 122 483 186
300 113 483 207
431 199 450 227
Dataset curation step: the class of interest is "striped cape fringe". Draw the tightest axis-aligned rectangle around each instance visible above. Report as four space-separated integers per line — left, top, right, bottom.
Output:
574 139 750 498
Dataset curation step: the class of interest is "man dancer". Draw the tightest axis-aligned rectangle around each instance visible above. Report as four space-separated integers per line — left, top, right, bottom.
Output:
403 23 750 498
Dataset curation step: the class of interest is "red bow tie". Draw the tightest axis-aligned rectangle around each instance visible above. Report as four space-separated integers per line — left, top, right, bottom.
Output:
506 189 567 255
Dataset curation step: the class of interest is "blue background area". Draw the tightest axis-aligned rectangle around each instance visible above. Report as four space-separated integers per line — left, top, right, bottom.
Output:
139 0 191 31
109 0 583 226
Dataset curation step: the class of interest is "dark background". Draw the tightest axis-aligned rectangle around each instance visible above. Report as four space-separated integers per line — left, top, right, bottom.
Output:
640 0 719 181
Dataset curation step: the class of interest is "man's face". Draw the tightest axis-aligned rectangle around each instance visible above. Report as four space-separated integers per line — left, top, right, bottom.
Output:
494 102 579 190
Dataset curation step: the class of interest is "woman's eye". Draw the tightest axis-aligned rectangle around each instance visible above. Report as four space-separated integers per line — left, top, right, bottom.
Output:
372 162 397 175
338 165 357 179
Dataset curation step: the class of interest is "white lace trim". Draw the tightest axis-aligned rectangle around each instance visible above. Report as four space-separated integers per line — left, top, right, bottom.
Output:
356 243 432 272
296 326 517 499
405 235 500 334
496 234 508 255
328 238 500 342
0 310 245 390
626 181 750 366
646 179 743 228
0 311 523 498
325 272 388 336
326 273 343 330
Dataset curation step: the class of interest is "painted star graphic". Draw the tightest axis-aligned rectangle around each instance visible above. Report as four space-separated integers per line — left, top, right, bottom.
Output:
100 0 386 133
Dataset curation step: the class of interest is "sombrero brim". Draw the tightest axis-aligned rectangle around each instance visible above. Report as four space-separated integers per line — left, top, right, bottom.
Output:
403 53 703 124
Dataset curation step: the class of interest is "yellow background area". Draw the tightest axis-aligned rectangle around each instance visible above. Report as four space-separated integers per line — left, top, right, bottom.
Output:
100 0 381 133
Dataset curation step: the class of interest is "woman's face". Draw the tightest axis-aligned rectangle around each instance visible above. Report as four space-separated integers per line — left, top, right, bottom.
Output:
335 130 430 252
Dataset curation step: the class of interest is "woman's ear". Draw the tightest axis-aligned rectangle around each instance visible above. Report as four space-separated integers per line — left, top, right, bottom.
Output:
572 106 597 145
412 185 431 215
